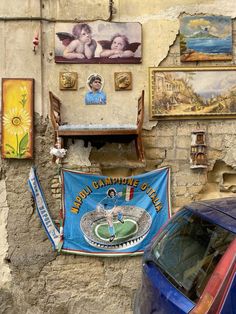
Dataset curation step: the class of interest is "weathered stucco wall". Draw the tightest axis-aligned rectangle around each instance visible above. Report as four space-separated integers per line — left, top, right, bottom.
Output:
1 0 236 313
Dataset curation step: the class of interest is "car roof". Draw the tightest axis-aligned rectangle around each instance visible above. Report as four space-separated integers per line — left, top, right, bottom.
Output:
184 197 236 234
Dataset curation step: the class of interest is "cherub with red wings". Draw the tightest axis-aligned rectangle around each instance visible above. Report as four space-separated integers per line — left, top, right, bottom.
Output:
99 33 140 59
56 23 97 59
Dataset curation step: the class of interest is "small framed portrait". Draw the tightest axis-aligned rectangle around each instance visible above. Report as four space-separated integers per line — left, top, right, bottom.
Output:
85 73 106 105
114 72 132 91
59 72 78 90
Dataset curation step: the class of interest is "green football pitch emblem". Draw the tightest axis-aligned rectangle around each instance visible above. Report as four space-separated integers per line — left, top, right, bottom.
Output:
80 206 152 250
95 219 138 241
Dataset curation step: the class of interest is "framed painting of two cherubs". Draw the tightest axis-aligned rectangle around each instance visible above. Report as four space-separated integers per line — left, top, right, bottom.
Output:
55 20 142 64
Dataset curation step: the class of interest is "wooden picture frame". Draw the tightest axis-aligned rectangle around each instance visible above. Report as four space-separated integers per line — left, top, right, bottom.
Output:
1 78 34 158
149 67 236 120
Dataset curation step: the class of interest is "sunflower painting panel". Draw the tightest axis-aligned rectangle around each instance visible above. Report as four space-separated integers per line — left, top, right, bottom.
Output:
2 79 34 159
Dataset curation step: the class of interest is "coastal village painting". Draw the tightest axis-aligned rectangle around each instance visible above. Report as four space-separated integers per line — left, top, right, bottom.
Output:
150 67 236 119
180 15 232 62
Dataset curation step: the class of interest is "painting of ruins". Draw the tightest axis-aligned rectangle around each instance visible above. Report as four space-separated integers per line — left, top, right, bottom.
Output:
180 15 232 62
55 20 142 64
149 67 236 119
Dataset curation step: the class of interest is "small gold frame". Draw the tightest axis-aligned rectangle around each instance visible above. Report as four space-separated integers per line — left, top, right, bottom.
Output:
59 72 78 90
114 72 132 91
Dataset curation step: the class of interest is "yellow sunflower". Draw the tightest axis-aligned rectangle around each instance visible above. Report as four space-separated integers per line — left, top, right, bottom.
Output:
3 108 31 135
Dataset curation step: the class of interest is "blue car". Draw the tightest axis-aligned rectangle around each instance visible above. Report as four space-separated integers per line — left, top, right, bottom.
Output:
134 197 236 314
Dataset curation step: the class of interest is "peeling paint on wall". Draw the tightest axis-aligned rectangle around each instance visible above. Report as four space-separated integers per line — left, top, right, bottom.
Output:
1 1 236 313
119 0 236 21
200 160 236 199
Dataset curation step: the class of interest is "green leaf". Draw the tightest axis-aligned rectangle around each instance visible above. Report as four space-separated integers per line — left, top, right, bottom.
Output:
19 150 27 157
5 144 16 154
19 133 29 155
19 94 27 107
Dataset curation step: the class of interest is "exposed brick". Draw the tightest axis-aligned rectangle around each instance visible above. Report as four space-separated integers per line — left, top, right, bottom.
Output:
176 135 191 148
143 136 158 148
51 183 60 188
174 186 187 196
156 136 174 148
145 148 166 160
176 148 189 160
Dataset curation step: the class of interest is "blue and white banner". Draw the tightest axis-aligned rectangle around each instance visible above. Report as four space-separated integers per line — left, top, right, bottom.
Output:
61 167 171 256
28 167 61 250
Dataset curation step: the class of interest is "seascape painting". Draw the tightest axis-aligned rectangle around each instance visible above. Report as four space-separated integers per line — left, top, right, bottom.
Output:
149 67 236 119
55 20 142 64
180 15 232 62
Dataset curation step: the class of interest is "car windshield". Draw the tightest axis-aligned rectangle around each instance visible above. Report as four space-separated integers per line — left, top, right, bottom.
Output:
152 208 235 302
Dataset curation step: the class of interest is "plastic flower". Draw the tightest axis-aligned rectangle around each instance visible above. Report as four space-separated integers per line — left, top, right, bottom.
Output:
3 108 31 135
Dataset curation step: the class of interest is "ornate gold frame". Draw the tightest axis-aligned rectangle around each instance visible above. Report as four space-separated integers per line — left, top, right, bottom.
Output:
149 67 236 120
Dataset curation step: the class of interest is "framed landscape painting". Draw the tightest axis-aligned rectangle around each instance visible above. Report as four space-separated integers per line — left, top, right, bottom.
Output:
180 15 232 62
1 78 34 158
149 67 236 120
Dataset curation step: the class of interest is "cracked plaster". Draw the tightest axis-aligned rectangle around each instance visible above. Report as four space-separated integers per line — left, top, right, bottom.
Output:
222 136 236 169
1 0 236 312
119 0 236 21
0 180 12 287
63 140 92 166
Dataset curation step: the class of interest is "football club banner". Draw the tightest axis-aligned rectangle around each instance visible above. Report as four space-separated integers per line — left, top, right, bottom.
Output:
28 167 61 249
61 167 171 256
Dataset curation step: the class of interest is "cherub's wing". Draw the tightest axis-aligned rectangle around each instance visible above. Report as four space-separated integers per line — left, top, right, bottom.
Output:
97 40 111 50
128 42 141 52
56 32 76 46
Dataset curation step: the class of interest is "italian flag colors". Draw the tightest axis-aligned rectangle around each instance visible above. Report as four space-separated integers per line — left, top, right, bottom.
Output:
122 186 134 201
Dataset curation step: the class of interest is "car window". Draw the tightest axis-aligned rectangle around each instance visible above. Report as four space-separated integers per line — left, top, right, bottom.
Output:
151 209 235 302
